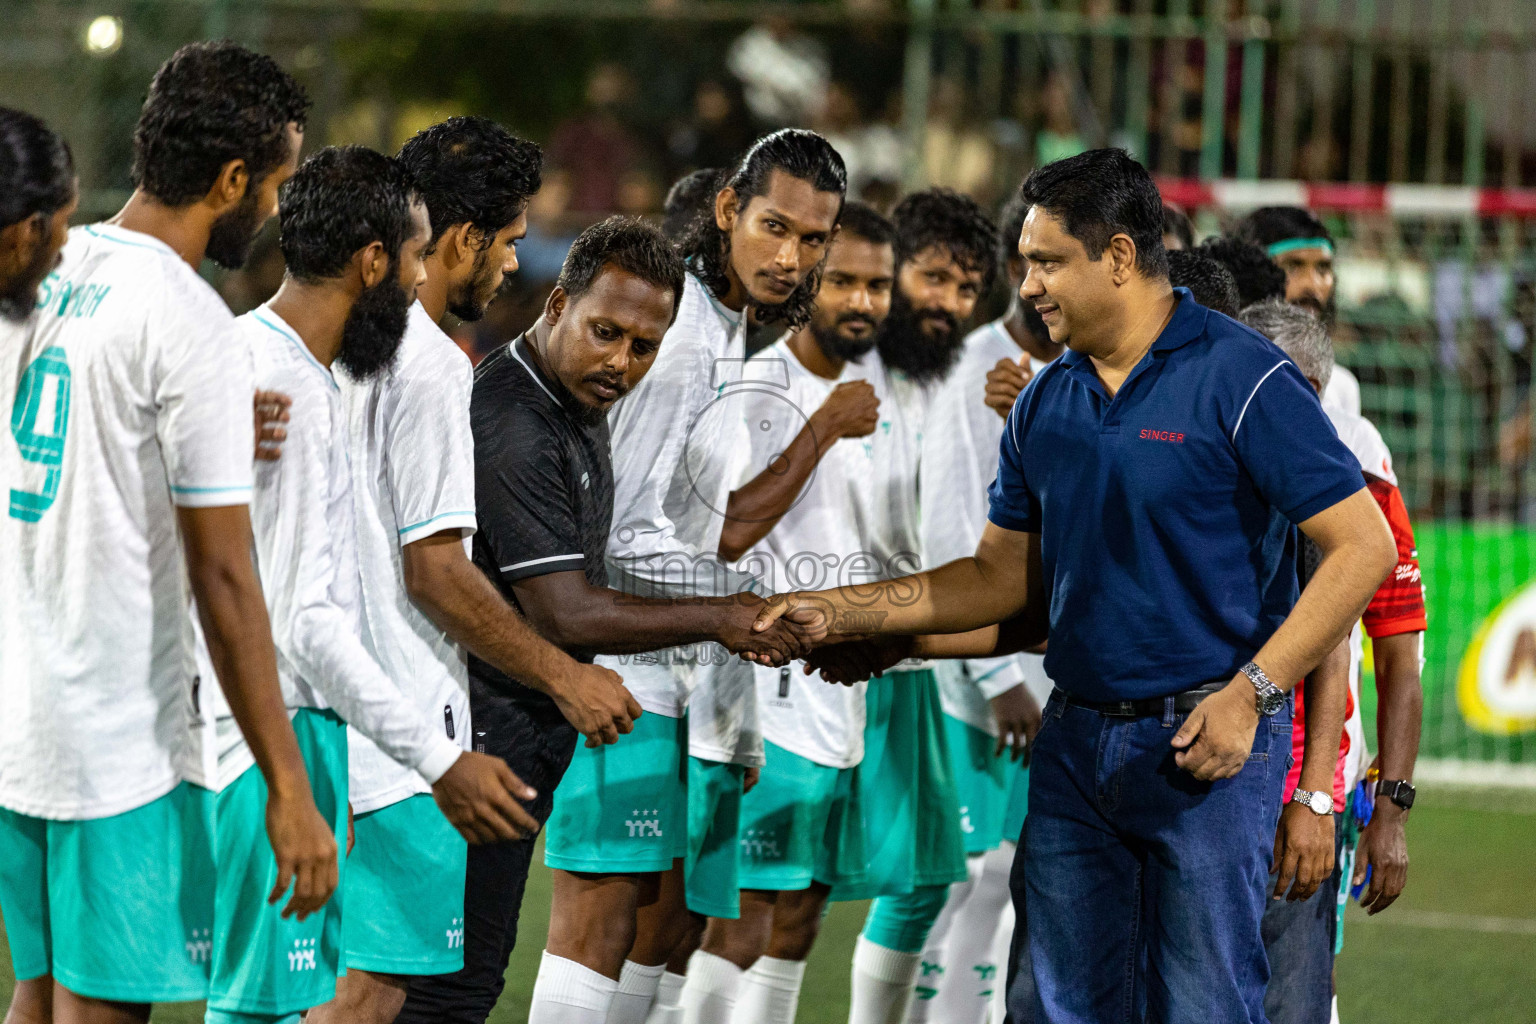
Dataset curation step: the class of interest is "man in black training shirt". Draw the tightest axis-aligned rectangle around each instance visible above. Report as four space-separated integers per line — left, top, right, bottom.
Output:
427 217 811 1023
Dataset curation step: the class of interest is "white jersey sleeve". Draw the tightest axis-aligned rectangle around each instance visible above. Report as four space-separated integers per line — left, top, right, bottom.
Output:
385 322 477 545
922 323 1050 731
153 290 256 508
244 311 461 786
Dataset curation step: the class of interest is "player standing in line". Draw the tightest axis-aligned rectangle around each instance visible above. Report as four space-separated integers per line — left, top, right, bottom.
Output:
1232 207 1357 415
309 117 638 1024
0 110 73 320
1241 299 1427 1024
665 201 893 1024
0 48 340 1024
206 145 543 1024
527 131 842 1024
826 188 997 1024
908 193 1056 1024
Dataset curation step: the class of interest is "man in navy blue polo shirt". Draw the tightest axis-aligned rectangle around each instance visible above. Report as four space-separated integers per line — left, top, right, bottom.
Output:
749 149 1398 1023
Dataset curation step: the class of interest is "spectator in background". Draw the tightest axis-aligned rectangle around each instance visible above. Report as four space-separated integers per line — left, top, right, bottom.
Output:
1035 69 1087 167
1162 202 1195 250
924 77 1000 207
818 80 903 205
727 17 829 128
667 80 753 177
548 63 640 213
1168 249 1240 317
1197 236 1286 309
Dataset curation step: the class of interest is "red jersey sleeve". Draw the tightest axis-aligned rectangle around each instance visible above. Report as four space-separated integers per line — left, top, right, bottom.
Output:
1361 475 1428 638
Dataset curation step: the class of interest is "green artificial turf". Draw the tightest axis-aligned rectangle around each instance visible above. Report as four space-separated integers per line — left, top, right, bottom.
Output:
4 792 1531 1023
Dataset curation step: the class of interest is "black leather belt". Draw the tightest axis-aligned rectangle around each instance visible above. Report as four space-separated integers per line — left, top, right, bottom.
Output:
1059 682 1227 718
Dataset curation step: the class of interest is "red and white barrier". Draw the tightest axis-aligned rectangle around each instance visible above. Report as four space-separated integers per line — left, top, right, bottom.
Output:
1157 177 1536 219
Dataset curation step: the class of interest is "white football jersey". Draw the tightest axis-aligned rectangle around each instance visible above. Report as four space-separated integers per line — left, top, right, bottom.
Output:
735 339 921 768
205 305 461 790
338 302 476 814
601 272 757 719
921 320 1056 733
0 225 253 819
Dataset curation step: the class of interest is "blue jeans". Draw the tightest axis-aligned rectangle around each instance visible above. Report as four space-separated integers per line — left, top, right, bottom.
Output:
1260 819 1342 1024
1019 689 1292 1024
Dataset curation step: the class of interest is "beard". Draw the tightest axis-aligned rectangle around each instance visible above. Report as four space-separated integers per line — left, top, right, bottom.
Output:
876 290 965 385
550 367 625 427
810 311 880 363
0 236 55 321
336 271 411 381
1293 290 1338 329
205 186 267 270
447 245 498 322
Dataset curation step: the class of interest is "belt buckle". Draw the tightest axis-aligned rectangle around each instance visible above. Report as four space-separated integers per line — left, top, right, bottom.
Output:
1106 700 1138 717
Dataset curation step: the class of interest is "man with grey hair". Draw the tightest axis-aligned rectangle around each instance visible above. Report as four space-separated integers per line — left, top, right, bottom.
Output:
1240 297 1428 1024
1241 298 1333 391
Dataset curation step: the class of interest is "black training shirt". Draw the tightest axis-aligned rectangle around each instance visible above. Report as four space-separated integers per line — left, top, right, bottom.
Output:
469 333 615 704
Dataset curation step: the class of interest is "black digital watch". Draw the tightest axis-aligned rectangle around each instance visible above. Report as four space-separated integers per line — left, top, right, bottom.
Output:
1375 779 1416 810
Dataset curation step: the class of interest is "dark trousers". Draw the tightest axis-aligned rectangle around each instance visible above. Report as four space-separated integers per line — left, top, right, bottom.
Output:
1004 824 1036 1024
1017 689 1292 1024
1260 820 1343 1024
395 679 577 1024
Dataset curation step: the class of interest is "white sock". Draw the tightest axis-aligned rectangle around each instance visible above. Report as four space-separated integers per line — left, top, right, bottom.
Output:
679 950 744 1024
928 846 1013 1024
529 950 619 1024
849 935 924 1024
735 956 806 1024
644 971 687 1024
1331 994 1342 1024
608 960 666 1024
909 854 984 1022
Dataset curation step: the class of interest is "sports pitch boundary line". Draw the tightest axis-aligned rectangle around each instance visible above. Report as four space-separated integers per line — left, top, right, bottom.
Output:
1355 909 1536 936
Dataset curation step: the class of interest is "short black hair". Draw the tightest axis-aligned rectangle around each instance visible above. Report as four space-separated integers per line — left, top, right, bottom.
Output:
1162 203 1195 249
0 108 74 230
662 168 722 243
682 128 847 329
836 201 894 249
1167 249 1240 317
1194 237 1286 309
997 191 1029 271
396 116 541 246
891 188 999 291
277 146 417 284
1232 205 1333 253
557 215 687 322
1018 148 1168 278
132 41 310 207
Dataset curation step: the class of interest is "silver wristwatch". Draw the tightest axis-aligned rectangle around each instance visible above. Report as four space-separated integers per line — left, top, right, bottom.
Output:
1290 788 1333 815
1240 661 1286 717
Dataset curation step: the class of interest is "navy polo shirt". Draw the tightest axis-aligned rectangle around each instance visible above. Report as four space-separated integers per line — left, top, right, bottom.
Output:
986 288 1364 702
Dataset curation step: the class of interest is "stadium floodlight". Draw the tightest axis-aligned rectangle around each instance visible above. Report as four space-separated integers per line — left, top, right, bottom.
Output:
84 15 123 55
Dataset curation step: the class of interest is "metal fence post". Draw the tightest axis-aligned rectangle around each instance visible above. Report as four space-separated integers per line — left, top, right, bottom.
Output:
1200 0 1228 180
901 0 936 193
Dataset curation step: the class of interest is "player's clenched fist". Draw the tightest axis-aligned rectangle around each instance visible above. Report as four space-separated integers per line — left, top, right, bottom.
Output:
431 750 542 844
811 379 880 440
984 356 1034 420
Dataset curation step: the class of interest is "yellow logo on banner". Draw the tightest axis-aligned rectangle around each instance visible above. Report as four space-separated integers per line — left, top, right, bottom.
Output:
1458 580 1536 734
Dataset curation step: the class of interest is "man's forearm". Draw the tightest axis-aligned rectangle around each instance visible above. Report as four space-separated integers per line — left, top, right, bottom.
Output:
516 582 746 658
1298 640 1349 793
1373 632 1424 781
719 415 836 562
1254 546 1387 690
407 550 578 697
808 553 1030 640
